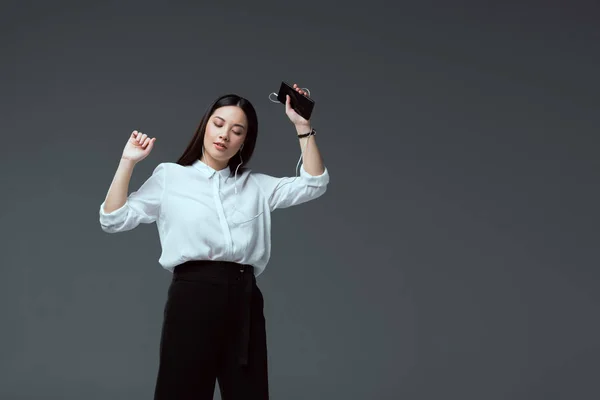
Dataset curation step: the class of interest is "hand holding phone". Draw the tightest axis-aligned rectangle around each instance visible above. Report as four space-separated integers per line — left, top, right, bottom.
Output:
276 81 315 120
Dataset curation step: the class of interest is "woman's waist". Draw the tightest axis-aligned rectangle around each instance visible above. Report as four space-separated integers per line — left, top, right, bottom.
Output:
172 259 255 281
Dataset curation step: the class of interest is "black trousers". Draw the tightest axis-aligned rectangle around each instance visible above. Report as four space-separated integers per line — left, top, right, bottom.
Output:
153 260 269 399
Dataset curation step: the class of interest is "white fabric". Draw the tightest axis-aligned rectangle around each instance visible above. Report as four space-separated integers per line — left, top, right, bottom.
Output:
99 159 329 276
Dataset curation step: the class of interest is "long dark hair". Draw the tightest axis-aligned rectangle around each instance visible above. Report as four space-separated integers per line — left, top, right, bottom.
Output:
176 94 259 176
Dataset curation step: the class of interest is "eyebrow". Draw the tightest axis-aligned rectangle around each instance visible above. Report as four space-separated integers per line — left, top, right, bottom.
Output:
214 116 245 130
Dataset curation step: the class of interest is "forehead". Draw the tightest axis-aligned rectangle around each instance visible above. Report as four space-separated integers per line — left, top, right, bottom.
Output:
212 106 247 124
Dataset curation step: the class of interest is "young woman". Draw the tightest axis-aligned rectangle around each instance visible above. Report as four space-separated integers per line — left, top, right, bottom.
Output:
99 83 329 399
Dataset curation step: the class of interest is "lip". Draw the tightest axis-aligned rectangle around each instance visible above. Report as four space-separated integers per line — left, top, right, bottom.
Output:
214 142 227 151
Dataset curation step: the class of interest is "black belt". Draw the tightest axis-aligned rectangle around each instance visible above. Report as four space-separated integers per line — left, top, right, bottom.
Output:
173 259 255 366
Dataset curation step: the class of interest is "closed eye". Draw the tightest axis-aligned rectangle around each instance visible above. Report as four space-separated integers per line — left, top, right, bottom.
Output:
213 116 246 132
214 121 243 135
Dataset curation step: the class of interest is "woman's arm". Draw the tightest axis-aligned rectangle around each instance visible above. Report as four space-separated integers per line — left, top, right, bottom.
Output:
103 130 156 213
99 130 162 233
102 158 136 213
249 84 329 211
295 123 325 176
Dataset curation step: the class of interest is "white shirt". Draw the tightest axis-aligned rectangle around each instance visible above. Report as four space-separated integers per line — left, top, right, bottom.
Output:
99 159 329 276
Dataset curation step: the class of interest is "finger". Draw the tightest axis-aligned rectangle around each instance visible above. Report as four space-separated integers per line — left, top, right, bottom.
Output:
142 137 151 147
141 133 148 144
146 137 156 151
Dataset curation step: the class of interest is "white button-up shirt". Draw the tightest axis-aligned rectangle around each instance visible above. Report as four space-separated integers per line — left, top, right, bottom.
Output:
99 159 329 276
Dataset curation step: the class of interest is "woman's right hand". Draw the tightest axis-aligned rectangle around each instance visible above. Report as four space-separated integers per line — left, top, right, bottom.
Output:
121 130 156 163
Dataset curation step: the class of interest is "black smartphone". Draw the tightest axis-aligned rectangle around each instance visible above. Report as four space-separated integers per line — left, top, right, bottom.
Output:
276 81 315 120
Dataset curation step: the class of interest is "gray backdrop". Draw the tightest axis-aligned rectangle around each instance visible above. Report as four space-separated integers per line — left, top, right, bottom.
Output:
1 1 599 399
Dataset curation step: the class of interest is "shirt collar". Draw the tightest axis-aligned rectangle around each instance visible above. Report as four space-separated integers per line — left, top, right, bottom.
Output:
192 159 231 179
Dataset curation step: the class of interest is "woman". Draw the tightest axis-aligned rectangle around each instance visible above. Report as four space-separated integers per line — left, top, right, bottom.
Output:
98 83 329 399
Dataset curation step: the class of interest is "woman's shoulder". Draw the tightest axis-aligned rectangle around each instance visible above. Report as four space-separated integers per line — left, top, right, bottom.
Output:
246 169 282 187
158 161 182 168
141 162 186 181
152 161 192 172
246 169 271 179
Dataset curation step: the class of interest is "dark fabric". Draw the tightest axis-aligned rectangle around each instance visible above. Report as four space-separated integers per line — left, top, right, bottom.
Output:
153 260 269 400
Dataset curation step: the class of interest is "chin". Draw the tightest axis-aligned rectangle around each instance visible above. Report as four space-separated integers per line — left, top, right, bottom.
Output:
207 150 231 162
214 152 232 161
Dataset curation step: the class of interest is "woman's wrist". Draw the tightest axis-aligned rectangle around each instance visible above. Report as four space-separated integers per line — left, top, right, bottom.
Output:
294 122 312 136
119 157 138 169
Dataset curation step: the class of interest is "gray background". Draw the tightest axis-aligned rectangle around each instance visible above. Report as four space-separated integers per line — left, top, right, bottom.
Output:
1 0 599 399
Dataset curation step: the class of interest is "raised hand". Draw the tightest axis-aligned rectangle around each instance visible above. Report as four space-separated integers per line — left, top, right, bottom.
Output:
285 83 311 127
121 130 156 163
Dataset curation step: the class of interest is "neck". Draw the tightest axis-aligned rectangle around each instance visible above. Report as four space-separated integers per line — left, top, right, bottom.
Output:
200 150 228 171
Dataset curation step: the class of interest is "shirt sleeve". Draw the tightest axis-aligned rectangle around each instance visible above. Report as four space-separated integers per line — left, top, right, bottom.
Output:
99 163 166 233
251 164 330 211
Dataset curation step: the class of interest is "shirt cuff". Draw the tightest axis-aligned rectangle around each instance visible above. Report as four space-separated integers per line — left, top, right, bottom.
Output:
99 201 129 222
300 164 330 187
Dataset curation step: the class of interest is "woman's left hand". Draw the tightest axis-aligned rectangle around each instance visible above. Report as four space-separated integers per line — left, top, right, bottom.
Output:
285 83 311 127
